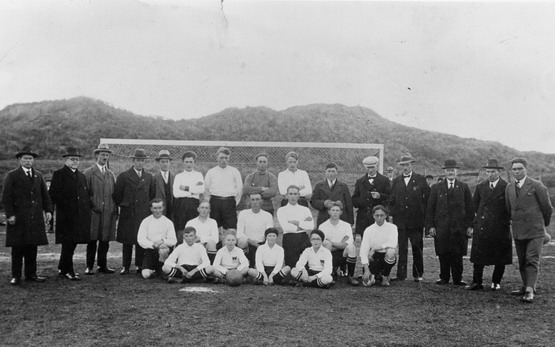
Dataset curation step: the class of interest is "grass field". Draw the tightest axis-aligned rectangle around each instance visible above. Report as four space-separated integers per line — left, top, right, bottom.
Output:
1 221 554 346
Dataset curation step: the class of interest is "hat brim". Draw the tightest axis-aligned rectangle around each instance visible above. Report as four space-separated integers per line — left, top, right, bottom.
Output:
16 151 39 158
131 156 149 159
482 165 504 170
155 156 173 161
396 159 415 165
94 149 112 154
63 154 82 157
442 165 461 169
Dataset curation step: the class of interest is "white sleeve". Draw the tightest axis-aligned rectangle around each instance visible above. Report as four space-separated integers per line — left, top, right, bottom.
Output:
197 246 210 270
164 219 177 247
277 207 297 233
383 224 398 249
277 171 288 196
273 247 285 275
299 170 312 197
137 218 154 249
164 246 180 268
237 249 250 271
172 174 186 198
209 220 220 244
204 169 213 198
234 168 243 205
189 172 205 195
295 248 309 271
318 250 333 278
255 246 265 273
359 229 371 265
236 211 246 239
344 224 354 246
298 207 314 231
213 248 226 273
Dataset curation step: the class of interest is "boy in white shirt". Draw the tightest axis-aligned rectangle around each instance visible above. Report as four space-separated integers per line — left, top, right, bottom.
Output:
291 229 334 288
212 232 250 283
247 228 290 285
185 200 220 263
137 198 178 279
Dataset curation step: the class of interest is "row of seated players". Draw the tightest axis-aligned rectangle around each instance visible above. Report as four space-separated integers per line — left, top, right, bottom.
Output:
139 198 397 288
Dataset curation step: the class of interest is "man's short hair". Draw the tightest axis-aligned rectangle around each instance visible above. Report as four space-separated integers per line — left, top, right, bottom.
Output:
182 151 197 161
150 198 165 207
264 227 279 238
328 201 343 210
183 226 196 235
286 185 300 193
255 153 268 161
510 158 528 167
425 175 434 180
249 192 262 199
372 205 389 216
285 151 299 161
325 163 337 170
216 147 231 156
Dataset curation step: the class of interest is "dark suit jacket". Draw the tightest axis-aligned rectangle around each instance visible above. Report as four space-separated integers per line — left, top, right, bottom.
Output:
311 179 354 227
388 172 430 230
1 167 53 247
153 170 175 217
505 176 553 240
352 172 391 234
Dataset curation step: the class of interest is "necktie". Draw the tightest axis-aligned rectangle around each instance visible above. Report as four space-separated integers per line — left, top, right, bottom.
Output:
515 180 521 197
163 172 168 184
490 183 494 190
27 170 32 180
138 170 142 178
101 166 105 174
449 181 453 190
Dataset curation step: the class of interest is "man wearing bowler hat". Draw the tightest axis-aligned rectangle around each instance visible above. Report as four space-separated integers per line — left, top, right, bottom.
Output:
113 148 155 275
83 144 118 275
466 159 511 291
49 147 92 280
2 147 53 285
425 159 473 286
388 153 430 282
153 150 176 220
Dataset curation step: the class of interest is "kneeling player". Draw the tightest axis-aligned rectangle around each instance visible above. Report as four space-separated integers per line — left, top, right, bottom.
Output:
213 232 250 283
290 230 334 288
185 201 220 263
360 205 398 287
247 228 290 285
319 202 358 285
162 227 214 283
137 198 178 279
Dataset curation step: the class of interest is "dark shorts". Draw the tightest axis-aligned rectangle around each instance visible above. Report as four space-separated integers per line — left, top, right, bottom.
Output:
283 232 311 267
174 197 200 238
210 196 237 229
142 249 163 271
179 264 206 281
264 266 285 284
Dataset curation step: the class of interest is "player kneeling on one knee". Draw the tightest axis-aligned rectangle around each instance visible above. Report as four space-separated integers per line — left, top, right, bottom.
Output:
212 232 250 283
247 228 290 285
162 227 214 283
137 198 178 279
360 205 398 287
290 230 334 288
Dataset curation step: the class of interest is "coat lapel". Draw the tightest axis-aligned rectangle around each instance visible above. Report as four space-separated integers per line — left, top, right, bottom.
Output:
517 178 533 204
92 164 104 181
16 167 33 190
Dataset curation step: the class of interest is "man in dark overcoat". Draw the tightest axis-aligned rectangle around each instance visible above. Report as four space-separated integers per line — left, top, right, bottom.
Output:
2 147 53 285
388 153 430 282
426 159 474 285
466 159 511 291
153 150 175 219
83 143 118 275
49 147 92 280
113 148 154 275
311 162 354 228
352 156 391 236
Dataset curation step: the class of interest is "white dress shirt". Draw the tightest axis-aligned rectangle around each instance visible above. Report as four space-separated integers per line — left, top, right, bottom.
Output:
185 217 219 244
137 215 177 249
164 242 211 269
318 219 354 246
173 170 205 199
255 243 285 274
295 246 333 278
213 246 249 274
359 222 398 265
204 165 243 204
236 209 274 243
278 169 312 196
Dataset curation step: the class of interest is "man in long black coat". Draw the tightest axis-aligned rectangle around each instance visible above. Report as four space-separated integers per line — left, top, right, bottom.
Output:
113 148 155 275
2 148 53 285
49 147 92 280
466 159 512 291
426 159 474 285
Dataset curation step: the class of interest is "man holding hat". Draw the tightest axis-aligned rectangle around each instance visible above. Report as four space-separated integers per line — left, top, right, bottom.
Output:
83 143 118 275
113 148 155 275
153 150 175 220
425 159 474 286
49 147 92 280
388 153 430 282
352 156 391 236
2 147 53 285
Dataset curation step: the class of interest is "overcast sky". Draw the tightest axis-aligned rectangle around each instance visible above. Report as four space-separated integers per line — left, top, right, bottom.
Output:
1 0 554 153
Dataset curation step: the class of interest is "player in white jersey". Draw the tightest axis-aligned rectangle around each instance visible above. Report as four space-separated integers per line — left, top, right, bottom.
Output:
291 230 334 288
247 228 290 285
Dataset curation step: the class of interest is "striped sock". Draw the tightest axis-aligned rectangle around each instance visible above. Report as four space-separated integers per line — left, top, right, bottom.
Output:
199 268 207 278
346 257 357 277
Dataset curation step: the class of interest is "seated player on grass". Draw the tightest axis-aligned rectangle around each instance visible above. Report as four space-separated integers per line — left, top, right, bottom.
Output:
290 229 334 289
185 200 220 263
162 226 214 284
319 202 359 286
212 232 250 284
137 198 178 279
236 193 274 266
360 205 398 287
247 228 291 285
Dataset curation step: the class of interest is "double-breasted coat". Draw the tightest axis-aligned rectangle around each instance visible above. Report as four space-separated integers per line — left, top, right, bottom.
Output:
311 179 354 227
388 172 431 230
352 172 391 234
49 165 92 244
2 167 53 247
425 179 474 255
471 178 512 265
83 164 118 242
112 167 154 245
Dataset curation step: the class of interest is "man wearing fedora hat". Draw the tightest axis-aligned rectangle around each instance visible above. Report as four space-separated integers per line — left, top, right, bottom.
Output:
153 150 176 220
505 158 553 303
465 159 511 291
113 148 155 275
49 147 92 280
83 144 118 275
426 159 474 286
2 147 53 285
388 153 430 282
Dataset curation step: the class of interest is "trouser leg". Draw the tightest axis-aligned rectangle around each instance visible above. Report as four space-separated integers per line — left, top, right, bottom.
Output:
491 264 505 284
135 244 145 268
11 246 24 278
86 240 97 268
438 254 451 281
97 241 110 268
23 245 38 278
122 243 133 269
513 239 528 287
451 254 463 283
472 264 484 284
524 237 543 291
396 228 408 280
408 228 424 278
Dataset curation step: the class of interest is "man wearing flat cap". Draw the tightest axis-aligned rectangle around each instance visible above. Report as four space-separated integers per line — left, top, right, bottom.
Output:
505 158 553 303
388 153 430 282
2 147 53 285
352 156 391 237
113 148 155 275
83 144 118 275
153 150 176 220
425 159 473 286
465 159 511 291
385 167 395 187
49 147 92 280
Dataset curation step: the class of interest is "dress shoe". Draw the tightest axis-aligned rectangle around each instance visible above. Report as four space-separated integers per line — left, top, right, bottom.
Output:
413 277 423 282
84 267 95 275
464 283 483 291
521 291 534 303
25 276 46 283
97 267 115 274
120 267 130 275
347 277 359 286
10 277 21 285
491 283 501 291
381 277 391 287
65 273 81 281
454 281 467 286
390 277 405 282
511 288 526 296
436 279 449 285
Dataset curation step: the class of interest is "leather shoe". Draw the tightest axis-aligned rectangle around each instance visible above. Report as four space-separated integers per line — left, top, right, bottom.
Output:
521 291 534 303
84 267 95 275
511 288 526 296
390 277 405 282
97 267 115 274
414 277 423 282
436 279 449 285
120 267 130 275
10 278 21 285
25 276 46 283
491 283 501 291
454 281 467 286
465 283 483 291
347 277 360 286
65 272 80 281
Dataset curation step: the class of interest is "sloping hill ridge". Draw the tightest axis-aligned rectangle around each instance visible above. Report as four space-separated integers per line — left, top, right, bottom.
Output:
0 96 553 173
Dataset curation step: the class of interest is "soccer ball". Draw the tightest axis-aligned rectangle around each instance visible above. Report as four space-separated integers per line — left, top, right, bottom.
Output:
226 269 243 287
